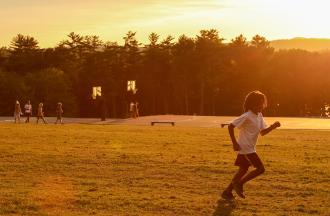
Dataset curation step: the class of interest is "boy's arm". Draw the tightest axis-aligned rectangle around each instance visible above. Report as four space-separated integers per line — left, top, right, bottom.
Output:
260 121 281 136
228 123 240 151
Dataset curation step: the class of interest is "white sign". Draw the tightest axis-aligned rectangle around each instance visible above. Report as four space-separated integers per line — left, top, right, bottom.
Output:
92 86 102 99
127 80 136 92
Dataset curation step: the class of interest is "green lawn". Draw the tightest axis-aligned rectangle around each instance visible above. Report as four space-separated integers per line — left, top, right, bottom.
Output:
0 124 329 216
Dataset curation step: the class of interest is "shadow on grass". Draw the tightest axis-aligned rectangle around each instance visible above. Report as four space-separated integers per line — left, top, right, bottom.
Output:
212 198 238 216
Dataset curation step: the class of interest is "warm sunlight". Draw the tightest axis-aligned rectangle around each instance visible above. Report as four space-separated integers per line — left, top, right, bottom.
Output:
1 0 330 47
244 0 330 36
1 1 330 216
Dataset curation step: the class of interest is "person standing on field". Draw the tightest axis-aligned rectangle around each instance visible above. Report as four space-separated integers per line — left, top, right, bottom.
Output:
134 101 139 118
221 90 281 200
55 102 64 124
24 100 32 123
14 100 22 123
129 102 135 118
36 102 47 124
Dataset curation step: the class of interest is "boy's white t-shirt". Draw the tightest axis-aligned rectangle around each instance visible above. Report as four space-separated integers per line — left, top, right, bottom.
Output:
231 111 267 154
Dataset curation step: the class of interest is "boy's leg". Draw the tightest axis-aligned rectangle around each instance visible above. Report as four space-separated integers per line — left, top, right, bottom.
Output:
226 167 248 192
231 167 248 198
240 166 265 184
223 154 252 199
228 154 253 198
240 153 265 185
223 166 248 199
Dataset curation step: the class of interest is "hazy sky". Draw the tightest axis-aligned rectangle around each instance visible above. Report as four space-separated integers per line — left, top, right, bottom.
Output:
1 0 330 47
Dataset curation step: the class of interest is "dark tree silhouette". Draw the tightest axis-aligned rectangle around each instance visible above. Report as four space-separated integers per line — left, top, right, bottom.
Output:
1 30 330 118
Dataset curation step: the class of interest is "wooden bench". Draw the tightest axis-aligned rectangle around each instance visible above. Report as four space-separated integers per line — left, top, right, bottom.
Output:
151 121 175 126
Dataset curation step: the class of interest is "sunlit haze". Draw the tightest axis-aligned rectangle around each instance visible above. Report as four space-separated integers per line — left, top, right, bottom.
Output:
1 0 330 47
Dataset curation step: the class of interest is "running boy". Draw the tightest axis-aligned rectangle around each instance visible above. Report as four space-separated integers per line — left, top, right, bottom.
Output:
222 90 281 200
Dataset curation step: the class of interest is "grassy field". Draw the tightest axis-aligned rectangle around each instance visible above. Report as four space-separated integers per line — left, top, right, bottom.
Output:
0 124 329 216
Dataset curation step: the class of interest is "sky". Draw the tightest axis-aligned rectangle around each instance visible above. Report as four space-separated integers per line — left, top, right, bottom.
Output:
1 0 330 47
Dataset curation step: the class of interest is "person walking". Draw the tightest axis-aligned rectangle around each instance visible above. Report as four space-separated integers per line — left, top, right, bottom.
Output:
24 100 32 123
14 100 22 123
36 103 47 124
55 102 64 124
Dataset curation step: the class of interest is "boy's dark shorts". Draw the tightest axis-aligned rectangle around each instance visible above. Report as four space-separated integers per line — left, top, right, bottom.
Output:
235 153 264 169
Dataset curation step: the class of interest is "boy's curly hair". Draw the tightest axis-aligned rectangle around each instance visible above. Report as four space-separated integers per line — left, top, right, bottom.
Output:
243 90 267 112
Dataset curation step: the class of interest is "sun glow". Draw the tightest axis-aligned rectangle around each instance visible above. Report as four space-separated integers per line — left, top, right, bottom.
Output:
229 0 330 39
1 0 330 47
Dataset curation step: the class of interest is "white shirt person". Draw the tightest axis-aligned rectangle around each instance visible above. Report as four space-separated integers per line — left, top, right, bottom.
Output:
231 110 267 154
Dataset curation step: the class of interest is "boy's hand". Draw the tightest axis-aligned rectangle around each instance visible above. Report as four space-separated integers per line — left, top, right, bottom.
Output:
233 142 241 151
272 121 281 128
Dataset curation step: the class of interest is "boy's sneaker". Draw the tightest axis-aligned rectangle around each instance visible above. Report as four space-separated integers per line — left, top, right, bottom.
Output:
221 190 235 200
232 182 245 199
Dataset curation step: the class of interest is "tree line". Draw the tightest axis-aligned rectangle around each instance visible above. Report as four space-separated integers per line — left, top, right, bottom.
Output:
0 30 330 118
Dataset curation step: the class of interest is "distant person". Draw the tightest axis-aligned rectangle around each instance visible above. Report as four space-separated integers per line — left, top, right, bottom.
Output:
129 102 135 118
221 90 281 200
14 100 22 123
24 100 32 123
134 102 139 118
36 103 47 124
99 97 106 121
55 102 64 124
